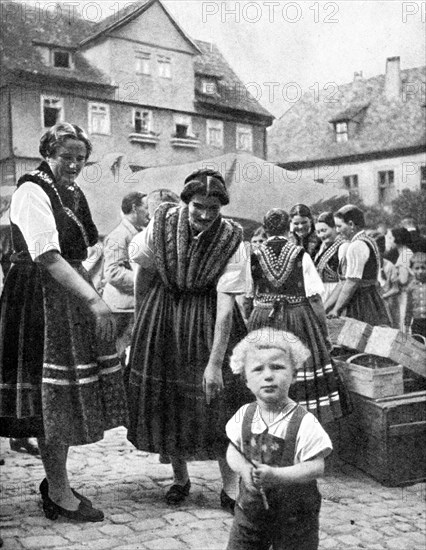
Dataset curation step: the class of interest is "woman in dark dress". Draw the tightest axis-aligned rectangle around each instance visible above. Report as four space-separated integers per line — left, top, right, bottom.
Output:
128 169 249 510
0 123 128 521
314 211 347 304
327 204 390 326
247 209 350 425
288 203 321 259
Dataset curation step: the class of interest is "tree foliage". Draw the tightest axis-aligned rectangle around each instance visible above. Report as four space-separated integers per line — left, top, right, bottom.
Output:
310 188 426 230
391 189 426 227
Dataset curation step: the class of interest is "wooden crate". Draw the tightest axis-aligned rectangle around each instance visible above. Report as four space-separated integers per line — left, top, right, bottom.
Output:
340 391 426 486
335 353 404 399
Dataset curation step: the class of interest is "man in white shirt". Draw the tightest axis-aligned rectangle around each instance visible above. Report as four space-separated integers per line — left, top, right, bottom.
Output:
102 192 148 363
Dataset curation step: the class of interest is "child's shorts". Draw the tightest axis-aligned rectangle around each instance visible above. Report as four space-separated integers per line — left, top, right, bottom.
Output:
227 504 319 550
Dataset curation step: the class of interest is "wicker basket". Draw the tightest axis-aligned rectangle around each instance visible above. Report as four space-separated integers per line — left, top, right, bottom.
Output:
327 317 372 351
336 353 404 399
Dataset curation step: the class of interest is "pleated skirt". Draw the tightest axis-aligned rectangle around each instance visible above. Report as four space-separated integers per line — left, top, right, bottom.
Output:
248 300 351 424
0 262 128 445
342 284 391 327
127 281 249 459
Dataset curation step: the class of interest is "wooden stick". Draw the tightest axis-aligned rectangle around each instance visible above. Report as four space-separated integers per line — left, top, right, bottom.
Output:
228 439 269 510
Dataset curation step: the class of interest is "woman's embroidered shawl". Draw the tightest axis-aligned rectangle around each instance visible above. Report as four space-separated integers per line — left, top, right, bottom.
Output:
254 237 303 289
315 235 345 282
15 161 98 260
153 203 243 292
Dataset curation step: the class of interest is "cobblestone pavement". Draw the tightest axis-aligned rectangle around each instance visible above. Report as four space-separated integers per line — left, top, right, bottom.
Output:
1 427 425 550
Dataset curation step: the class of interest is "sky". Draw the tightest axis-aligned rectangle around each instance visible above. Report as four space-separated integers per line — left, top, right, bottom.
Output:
22 0 426 117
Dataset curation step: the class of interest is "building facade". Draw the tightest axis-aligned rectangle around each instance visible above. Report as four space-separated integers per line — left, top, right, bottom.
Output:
0 0 273 191
268 57 426 208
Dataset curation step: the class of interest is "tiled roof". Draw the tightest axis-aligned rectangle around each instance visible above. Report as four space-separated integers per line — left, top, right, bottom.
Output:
194 40 273 121
0 0 110 86
1 0 272 119
268 66 426 165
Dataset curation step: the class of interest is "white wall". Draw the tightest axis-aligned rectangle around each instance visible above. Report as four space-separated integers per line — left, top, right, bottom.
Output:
298 152 426 206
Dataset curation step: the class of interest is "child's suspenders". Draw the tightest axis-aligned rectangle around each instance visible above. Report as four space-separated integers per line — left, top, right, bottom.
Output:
241 402 307 466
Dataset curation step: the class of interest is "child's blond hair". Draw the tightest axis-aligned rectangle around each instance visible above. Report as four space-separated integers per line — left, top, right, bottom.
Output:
231 328 311 379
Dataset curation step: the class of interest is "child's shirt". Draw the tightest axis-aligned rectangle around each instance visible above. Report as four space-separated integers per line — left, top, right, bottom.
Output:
226 402 332 465
405 279 426 325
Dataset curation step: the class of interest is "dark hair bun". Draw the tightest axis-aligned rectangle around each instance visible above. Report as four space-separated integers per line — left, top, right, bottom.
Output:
263 208 289 235
181 169 229 205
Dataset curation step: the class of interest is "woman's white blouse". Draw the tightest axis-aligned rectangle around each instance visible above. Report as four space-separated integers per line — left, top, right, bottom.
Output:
129 217 248 294
340 232 370 279
10 182 61 260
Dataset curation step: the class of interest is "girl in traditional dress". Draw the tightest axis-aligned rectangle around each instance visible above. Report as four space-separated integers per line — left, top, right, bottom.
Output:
327 204 390 326
247 208 350 425
128 169 249 511
288 204 321 259
314 212 347 304
0 123 128 522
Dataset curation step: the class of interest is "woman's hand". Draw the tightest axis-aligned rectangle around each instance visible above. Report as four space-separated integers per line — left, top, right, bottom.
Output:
88 297 116 342
202 362 224 404
327 309 340 319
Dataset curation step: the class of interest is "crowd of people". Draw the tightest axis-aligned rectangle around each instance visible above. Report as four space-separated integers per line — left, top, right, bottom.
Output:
0 122 425 549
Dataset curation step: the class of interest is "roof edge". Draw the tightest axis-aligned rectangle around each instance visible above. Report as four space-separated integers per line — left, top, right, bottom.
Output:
277 144 426 169
79 0 201 55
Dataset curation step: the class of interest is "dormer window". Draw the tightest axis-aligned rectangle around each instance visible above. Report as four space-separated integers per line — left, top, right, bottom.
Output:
52 50 72 69
334 121 348 143
201 79 217 95
330 104 369 143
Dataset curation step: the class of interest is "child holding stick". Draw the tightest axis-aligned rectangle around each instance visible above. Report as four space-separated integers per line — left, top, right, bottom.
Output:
226 328 332 550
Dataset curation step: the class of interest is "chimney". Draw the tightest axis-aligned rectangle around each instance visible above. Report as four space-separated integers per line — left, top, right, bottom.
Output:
385 56 401 100
354 71 363 81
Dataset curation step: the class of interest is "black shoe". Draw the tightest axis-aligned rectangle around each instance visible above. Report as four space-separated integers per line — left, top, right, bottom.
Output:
39 478 93 508
42 493 104 522
165 480 191 505
10 438 39 455
220 489 236 515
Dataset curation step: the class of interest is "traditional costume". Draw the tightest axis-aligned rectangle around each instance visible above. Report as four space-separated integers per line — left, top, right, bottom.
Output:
288 231 321 259
248 236 350 424
128 203 249 458
0 162 128 444
338 231 390 326
314 235 346 303
226 401 332 550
